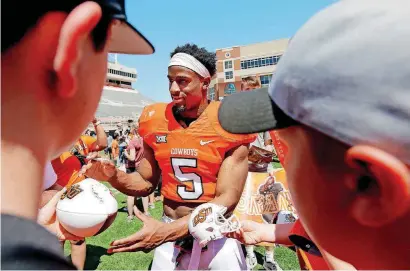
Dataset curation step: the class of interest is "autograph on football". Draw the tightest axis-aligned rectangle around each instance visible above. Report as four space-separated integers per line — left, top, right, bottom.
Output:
61 184 83 200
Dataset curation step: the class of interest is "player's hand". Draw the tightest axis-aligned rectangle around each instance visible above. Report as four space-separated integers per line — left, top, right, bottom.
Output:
108 207 168 253
224 220 268 245
79 155 116 182
38 189 82 241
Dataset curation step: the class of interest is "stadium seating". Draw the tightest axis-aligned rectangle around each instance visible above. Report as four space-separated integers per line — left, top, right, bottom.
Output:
96 86 153 118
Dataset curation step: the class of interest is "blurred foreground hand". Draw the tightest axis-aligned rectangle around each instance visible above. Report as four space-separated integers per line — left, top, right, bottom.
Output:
38 189 82 241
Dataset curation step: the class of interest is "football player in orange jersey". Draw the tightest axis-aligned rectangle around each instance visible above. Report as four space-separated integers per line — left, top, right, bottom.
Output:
50 117 107 270
84 44 255 270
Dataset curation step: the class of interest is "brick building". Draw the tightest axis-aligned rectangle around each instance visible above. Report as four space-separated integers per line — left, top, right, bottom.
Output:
208 38 289 100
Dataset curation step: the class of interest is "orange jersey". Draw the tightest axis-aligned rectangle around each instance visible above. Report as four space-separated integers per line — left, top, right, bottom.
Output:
51 136 96 187
111 139 119 158
139 102 256 203
72 135 96 156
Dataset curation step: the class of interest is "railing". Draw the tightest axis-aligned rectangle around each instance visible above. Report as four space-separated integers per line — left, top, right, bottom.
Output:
89 116 139 131
104 83 133 90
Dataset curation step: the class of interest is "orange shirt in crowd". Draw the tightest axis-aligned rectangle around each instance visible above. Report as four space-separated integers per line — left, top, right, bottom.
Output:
51 135 96 187
111 139 119 158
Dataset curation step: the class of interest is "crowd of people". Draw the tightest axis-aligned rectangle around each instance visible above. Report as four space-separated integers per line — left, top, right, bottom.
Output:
2 0 410 270
42 119 164 269
108 123 159 221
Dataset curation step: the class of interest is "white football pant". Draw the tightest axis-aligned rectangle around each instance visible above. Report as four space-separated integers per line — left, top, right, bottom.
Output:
151 216 247 270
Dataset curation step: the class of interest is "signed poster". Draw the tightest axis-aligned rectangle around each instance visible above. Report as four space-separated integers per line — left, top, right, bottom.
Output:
234 168 297 246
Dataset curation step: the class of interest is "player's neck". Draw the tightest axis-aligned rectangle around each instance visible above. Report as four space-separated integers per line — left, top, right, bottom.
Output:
179 98 209 120
1 140 45 220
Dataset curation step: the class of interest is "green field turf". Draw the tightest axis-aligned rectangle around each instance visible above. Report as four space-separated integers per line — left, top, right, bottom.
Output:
63 183 299 270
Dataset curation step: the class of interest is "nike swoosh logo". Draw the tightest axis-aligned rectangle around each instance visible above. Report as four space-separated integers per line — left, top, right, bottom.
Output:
200 140 215 146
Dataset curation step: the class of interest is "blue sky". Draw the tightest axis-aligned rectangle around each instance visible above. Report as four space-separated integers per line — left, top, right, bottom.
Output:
116 0 337 102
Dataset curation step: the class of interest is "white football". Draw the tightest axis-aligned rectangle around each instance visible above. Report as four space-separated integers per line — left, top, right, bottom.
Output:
56 178 118 237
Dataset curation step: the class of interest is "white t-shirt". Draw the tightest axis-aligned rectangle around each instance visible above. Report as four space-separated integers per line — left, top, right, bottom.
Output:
250 131 271 149
43 162 57 191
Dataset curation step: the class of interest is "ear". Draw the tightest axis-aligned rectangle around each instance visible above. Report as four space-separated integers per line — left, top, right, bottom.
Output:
53 1 103 98
345 145 410 227
202 77 210 91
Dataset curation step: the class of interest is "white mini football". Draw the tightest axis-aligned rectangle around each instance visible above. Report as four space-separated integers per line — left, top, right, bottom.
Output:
56 178 118 237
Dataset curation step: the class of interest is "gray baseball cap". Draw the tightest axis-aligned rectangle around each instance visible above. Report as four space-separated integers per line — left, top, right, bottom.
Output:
218 0 410 164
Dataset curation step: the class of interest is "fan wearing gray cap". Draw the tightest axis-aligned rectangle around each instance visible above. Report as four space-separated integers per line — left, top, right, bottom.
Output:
1 0 154 269
219 0 410 269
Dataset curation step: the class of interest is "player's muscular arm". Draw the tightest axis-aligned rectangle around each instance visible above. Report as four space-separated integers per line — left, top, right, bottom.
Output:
85 142 161 197
124 148 136 161
110 142 160 196
107 143 251 253
211 144 250 212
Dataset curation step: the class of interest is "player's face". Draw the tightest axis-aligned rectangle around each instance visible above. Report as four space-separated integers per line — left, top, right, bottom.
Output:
168 66 205 112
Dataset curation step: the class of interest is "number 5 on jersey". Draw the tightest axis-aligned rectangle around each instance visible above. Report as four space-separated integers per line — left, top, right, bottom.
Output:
171 158 204 200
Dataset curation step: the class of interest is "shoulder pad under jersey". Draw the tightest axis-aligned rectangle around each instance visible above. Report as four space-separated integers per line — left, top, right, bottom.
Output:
138 103 168 137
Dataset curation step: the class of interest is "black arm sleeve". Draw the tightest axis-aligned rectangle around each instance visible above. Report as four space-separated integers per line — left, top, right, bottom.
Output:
1 214 76 270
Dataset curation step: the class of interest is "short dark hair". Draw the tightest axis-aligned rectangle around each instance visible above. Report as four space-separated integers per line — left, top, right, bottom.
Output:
2 1 111 53
170 43 217 77
242 76 261 88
